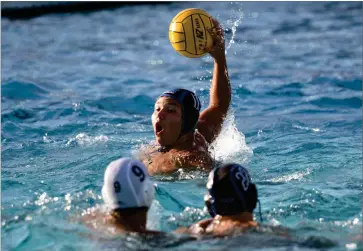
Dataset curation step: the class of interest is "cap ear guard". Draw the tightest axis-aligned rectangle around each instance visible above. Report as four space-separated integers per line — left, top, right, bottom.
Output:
159 89 201 137
205 167 219 217
248 183 258 212
140 177 155 208
180 93 200 135
204 193 216 217
101 184 109 207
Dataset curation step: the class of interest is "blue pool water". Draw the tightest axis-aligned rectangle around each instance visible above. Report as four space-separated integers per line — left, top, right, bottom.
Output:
2 2 362 250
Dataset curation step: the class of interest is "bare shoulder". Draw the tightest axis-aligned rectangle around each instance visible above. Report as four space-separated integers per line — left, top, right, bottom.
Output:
136 142 159 163
188 218 213 235
195 218 213 228
79 211 108 226
175 226 189 234
175 218 212 236
212 221 261 237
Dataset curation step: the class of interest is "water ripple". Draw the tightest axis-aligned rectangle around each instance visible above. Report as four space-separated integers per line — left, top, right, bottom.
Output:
1 2 361 250
2 81 49 100
308 97 362 109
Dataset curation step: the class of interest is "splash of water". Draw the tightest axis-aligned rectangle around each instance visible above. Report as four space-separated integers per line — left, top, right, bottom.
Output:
210 111 253 165
225 6 244 54
205 8 251 165
66 133 109 147
267 168 312 183
225 16 243 53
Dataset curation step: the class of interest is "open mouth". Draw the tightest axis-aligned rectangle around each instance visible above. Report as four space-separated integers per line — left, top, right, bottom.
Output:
155 122 164 135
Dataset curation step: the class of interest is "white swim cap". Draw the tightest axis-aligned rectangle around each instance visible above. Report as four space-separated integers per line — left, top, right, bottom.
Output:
101 158 155 210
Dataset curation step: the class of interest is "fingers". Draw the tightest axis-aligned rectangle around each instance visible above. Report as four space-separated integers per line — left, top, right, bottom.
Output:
199 44 212 53
207 27 223 37
210 18 224 35
206 28 224 47
210 17 220 29
199 17 226 56
206 18 224 40
206 26 224 49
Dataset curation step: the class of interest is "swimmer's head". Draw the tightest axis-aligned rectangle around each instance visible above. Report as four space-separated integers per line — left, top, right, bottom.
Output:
102 158 155 211
205 163 258 217
152 89 201 146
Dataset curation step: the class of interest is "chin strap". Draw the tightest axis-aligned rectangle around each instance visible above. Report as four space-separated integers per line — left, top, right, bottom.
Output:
257 199 263 222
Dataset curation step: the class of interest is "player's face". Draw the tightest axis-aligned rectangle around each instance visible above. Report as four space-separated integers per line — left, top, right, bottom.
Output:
152 97 182 146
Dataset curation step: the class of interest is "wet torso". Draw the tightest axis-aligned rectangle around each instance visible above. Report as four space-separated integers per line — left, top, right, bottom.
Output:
140 131 214 175
186 217 292 238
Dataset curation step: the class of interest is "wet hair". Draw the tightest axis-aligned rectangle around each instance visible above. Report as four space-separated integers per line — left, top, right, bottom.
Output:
158 89 201 137
206 164 258 216
111 207 148 218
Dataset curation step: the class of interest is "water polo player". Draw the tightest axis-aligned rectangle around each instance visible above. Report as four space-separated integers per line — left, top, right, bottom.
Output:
139 18 231 175
177 163 262 237
82 158 161 235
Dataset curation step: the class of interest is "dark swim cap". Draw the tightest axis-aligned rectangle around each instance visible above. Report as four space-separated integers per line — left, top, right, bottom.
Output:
159 89 201 136
205 164 258 217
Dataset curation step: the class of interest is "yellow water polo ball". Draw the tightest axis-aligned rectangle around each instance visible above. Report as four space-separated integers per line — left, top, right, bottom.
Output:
169 8 214 58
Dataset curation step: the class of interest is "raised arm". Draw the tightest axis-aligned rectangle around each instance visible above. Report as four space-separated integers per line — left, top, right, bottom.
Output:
197 18 231 144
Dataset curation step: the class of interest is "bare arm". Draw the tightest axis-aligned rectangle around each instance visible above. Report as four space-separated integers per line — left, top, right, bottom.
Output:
175 218 212 236
197 18 231 144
